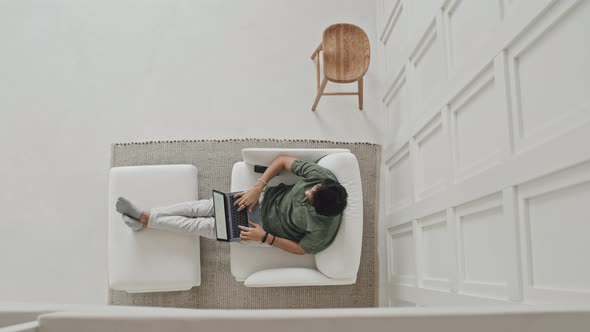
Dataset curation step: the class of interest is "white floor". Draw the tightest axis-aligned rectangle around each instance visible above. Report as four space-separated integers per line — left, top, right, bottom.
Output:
0 0 382 304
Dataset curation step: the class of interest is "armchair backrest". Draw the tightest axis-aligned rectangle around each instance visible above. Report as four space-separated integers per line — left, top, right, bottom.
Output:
315 153 363 280
241 148 350 166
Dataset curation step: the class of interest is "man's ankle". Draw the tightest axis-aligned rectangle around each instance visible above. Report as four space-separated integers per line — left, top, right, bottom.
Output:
139 212 149 225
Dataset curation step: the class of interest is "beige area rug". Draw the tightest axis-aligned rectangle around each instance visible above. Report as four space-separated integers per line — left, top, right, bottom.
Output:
109 139 380 308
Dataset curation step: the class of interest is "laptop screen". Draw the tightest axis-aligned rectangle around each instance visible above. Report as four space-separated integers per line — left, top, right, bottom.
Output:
213 191 228 240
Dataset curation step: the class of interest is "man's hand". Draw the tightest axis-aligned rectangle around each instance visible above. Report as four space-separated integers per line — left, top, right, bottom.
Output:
238 221 266 242
234 183 264 212
234 156 297 213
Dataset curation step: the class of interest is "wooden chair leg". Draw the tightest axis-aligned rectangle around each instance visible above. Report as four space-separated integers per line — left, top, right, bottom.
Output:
315 55 320 90
358 77 364 111
312 78 328 112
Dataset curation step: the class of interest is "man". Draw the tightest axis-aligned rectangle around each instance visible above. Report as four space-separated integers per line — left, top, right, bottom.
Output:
115 156 348 255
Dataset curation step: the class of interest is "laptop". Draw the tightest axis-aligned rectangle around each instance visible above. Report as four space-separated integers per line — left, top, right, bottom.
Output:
213 190 261 242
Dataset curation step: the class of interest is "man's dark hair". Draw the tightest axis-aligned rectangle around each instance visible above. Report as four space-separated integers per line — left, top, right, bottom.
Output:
311 179 348 217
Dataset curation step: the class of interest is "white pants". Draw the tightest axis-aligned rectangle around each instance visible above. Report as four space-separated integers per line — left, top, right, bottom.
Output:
147 199 216 239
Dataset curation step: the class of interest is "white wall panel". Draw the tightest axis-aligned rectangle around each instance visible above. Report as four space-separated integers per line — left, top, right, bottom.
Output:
460 208 505 284
518 161 590 304
443 0 502 74
417 211 451 290
382 1 407 76
384 69 409 145
456 194 508 299
527 183 590 291
388 223 417 286
508 0 590 152
406 0 443 38
409 18 447 112
449 63 507 182
385 145 414 212
412 112 450 200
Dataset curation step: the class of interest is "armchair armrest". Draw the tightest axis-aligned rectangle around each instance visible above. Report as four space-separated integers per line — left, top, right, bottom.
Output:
241 148 350 167
243 268 355 287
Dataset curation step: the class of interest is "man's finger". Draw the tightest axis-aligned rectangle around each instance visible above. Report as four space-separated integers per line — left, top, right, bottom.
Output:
235 192 244 198
234 194 246 206
248 201 258 212
248 220 257 227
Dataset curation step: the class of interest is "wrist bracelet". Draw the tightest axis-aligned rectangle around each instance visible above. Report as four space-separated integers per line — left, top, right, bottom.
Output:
257 178 268 186
261 232 268 244
269 234 276 245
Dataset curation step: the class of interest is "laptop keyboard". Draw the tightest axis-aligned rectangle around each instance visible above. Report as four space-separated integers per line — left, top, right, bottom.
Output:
229 194 249 237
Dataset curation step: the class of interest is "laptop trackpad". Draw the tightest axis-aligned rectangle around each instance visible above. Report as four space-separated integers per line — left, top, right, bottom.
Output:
247 204 261 225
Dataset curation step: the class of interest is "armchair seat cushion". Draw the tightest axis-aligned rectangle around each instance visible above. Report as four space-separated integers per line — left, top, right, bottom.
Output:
244 268 355 287
230 162 315 281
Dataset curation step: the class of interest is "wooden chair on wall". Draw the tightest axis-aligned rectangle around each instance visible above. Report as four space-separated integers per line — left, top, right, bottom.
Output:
311 23 370 112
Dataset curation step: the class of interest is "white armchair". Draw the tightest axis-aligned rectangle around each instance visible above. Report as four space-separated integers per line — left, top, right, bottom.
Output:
230 148 363 287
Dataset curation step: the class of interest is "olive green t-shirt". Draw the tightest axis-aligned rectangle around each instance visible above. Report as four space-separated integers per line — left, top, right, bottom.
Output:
260 159 342 254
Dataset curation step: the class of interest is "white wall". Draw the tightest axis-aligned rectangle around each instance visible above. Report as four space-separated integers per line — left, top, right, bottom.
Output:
376 0 590 306
0 0 382 304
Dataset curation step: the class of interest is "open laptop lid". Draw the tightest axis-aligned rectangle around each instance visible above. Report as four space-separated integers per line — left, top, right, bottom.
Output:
212 190 229 241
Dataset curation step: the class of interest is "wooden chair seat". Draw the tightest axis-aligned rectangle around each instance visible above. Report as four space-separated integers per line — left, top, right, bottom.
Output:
322 24 371 83
311 23 370 111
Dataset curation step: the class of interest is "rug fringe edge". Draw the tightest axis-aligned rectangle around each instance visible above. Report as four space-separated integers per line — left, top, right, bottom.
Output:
113 138 379 146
